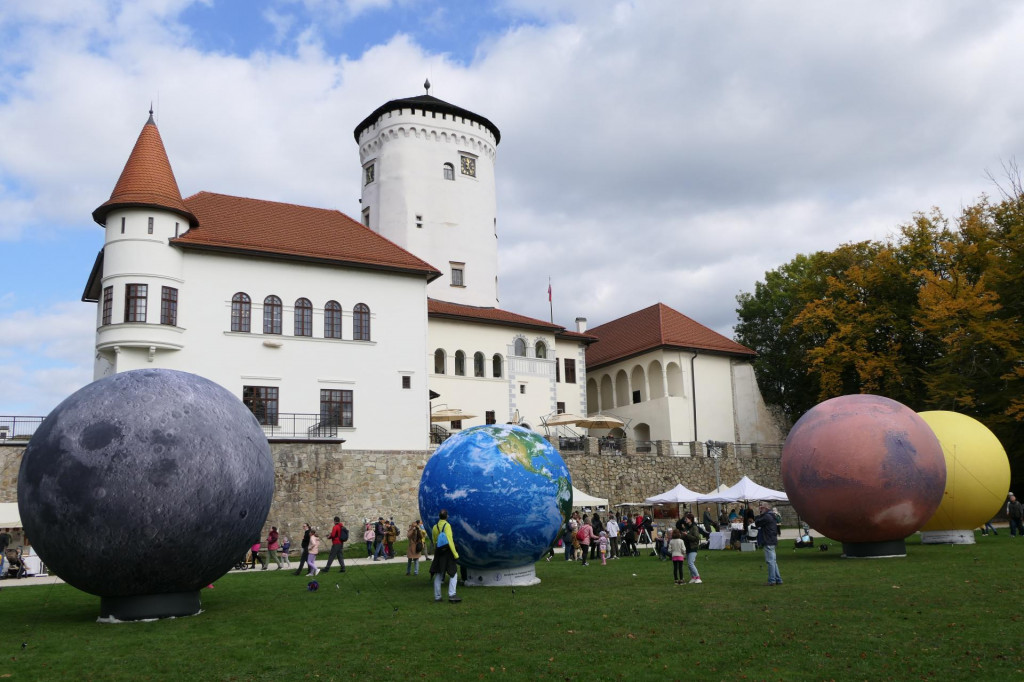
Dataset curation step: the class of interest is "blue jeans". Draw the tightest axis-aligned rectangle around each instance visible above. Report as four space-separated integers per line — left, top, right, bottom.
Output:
1010 518 1024 536
764 545 782 584
373 540 387 559
686 551 699 579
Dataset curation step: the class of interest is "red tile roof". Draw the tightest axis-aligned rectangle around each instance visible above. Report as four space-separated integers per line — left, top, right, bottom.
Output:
428 299 597 341
585 303 755 368
173 192 441 279
92 113 197 227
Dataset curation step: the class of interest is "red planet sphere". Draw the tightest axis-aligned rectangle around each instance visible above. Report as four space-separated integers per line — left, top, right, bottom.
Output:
781 394 946 557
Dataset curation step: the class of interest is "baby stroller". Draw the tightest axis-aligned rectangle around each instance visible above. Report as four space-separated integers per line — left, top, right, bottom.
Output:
4 547 28 579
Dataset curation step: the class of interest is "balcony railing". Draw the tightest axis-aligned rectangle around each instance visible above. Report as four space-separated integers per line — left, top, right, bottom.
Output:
0 416 45 441
261 414 346 441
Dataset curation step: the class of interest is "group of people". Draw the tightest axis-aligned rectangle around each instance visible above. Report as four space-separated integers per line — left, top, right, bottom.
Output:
364 516 423 561
556 511 648 565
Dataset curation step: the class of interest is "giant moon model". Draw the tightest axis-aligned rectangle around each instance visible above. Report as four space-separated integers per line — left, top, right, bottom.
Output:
18 369 274 620
418 424 572 586
918 411 1010 544
781 394 946 558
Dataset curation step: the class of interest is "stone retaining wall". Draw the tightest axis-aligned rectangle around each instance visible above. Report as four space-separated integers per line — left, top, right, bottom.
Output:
0 439 784 540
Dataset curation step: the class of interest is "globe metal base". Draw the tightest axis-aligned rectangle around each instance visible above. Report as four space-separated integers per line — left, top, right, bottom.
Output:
920 530 976 545
841 539 907 558
99 591 202 621
464 564 540 587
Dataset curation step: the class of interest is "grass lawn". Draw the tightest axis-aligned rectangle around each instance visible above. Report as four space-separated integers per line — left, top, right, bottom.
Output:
2 534 1021 681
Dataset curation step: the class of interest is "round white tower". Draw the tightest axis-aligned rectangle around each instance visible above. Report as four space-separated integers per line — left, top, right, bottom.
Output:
354 81 500 307
87 110 197 378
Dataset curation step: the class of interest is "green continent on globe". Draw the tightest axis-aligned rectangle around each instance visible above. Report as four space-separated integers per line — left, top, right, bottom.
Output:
486 426 561 481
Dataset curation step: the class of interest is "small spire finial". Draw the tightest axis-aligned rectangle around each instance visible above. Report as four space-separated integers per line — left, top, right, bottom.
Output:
424 78 431 95
147 102 155 125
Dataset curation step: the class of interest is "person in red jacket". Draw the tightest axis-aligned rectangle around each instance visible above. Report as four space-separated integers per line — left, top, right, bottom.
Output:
323 516 347 573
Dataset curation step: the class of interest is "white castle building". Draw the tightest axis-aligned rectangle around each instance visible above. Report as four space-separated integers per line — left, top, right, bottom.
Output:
82 86 780 451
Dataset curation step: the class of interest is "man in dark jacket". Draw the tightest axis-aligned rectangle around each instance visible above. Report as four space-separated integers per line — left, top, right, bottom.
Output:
1007 494 1024 537
754 504 783 585
293 523 311 575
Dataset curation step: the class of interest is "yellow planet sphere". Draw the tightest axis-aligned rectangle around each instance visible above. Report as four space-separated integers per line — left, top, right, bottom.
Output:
918 411 1010 532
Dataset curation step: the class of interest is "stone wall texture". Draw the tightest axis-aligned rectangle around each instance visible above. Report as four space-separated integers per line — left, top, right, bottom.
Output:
1 439 784 541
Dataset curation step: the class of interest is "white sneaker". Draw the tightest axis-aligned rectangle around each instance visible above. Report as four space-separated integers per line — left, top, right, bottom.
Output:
692 577 702 584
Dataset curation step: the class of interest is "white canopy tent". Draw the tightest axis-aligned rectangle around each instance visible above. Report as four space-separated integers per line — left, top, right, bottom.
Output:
572 486 608 508
0 502 21 528
696 476 789 504
643 483 704 505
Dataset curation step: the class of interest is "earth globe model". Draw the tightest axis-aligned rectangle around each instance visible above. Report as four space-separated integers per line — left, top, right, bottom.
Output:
18 369 274 620
918 411 1011 545
418 424 572 586
781 394 946 558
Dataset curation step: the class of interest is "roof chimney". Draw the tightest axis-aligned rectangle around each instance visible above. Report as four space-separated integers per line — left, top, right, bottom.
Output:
575 317 587 333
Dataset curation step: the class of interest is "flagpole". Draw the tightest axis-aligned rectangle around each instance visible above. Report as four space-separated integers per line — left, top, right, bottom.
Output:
548 277 553 323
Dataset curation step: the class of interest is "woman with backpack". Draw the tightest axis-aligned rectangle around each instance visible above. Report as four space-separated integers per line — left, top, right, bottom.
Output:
576 517 594 566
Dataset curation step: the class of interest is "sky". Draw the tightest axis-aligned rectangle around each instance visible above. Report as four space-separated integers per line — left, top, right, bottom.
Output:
2 0 1023 416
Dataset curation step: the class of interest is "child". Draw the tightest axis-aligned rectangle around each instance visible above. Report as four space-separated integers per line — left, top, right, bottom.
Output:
571 533 581 561
668 529 686 585
306 530 320 576
598 530 609 565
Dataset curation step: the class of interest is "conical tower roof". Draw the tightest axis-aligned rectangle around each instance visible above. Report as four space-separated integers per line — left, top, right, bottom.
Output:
92 111 197 227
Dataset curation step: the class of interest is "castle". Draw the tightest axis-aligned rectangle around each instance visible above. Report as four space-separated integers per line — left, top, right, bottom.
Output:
81 84 782 451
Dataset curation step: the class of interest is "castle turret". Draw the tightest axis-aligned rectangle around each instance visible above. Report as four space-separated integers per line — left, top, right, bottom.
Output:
84 110 196 378
354 82 500 307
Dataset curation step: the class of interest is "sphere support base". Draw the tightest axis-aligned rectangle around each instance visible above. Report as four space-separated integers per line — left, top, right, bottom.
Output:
464 564 540 587
841 539 907 558
99 591 202 621
921 530 976 545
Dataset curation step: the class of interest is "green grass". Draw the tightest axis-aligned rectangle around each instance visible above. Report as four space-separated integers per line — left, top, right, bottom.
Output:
2 534 1022 681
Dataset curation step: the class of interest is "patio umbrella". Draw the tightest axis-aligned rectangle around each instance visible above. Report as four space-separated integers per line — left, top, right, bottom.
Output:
577 414 625 429
430 408 477 423
542 412 585 426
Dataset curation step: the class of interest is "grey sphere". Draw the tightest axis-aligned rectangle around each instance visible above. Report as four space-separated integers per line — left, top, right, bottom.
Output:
18 369 274 600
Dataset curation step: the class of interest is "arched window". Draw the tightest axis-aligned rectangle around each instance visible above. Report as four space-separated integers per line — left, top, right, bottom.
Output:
473 352 485 377
324 300 342 339
492 354 503 378
353 303 370 340
294 298 312 336
514 338 527 357
535 341 547 359
231 292 251 332
434 349 446 374
263 295 282 335
443 162 455 180
454 350 466 376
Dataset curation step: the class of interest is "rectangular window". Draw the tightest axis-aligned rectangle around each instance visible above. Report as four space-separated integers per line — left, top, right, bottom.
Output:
160 286 178 326
320 389 353 428
557 402 566 414
415 214 423 229
556 359 561 383
243 386 279 426
520 384 526 394
485 410 496 425
402 376 411 389
451 419 462 430
120 217 125 234
101 286 113 325
124 283 147 322
632 390 641 404
361 207 370 227
147 216 154 234
564 358 577 384
174 222 180 237
451 263 464 287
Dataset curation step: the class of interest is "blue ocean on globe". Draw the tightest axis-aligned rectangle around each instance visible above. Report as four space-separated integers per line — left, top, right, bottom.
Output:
418 424 573 570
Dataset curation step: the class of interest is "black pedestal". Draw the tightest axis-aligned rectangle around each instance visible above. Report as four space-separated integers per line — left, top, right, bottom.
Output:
841 539 906 558
99 591 202 621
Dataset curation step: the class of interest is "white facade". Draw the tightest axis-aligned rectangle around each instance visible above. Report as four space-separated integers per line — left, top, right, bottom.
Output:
428 319 587 431
356 100 499 307
585 350 781 445
91 208 431 451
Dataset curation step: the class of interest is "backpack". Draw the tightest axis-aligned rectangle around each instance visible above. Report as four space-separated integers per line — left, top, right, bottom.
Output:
436 521 450 547
576 527 587 541
340 526 349 542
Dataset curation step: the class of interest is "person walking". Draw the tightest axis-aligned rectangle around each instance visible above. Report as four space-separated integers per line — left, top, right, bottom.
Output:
306 529 320 577
406 520 424 576
323 517 347 573
590 513 604 562
1007 494 1024 537
682 512 702 584
597 530 609 565
267 526 285 569
577 516 593 566
418 519 433 559
248 535 266 570
668 529 686 585
372 517 388 561
429 509 461 603
363 520 375 556
293 523 311 575
755 503 783 585
605 514 620 559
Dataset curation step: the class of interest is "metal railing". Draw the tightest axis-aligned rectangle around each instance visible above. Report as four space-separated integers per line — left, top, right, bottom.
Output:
260 413 346 440
0 416 45 441
430 424 450 445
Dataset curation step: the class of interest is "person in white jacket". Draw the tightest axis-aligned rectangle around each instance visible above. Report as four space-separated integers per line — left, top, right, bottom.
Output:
306 529 320 576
